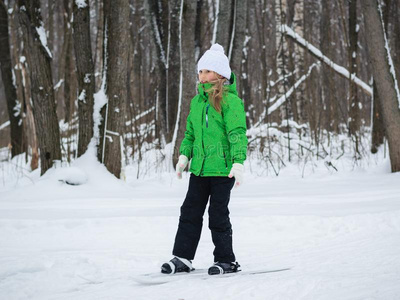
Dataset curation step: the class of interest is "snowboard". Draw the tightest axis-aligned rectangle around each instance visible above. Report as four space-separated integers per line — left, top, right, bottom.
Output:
132 267 291 285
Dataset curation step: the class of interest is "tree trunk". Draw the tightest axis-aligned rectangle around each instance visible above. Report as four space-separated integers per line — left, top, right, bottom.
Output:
166 0 181 142
147 0 175 143
73 0 95 157
361 0 400 172
0 0 25 157
17 0 61 175
100 0 130 178
371 81 385 153
94 0 104 90
320 0 334 132
230 0 247 94
214 0 233 50
348 0 360 155
61 0 75 122
286 0 299 123
172 0 197 168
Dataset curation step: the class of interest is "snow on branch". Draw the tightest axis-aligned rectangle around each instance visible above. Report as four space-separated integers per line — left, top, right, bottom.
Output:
36 26 52 58
280 25 372 97
253 63 319 128
268 63 320 115
125 106 156 126
0 121 10 131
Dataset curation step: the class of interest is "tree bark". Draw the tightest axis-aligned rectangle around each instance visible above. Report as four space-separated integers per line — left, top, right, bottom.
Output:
17 0 61 175
0 0 25 157
348 0 360 154
166 0 181 142
230 0 247 94
361 0 400 172
100 0 130 178
172 0 197 167
147 0 179 143
73 0 95 157
320 0 334 132
61 0 75 122
371 81 385 153
214 0 233 50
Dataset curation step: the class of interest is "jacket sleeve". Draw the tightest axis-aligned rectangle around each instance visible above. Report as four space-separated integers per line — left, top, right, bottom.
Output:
223 96 248 164
179 100 195 160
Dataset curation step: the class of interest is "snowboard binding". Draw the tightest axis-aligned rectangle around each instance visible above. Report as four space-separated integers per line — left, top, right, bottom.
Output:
161 257 194 274
208 262 241 275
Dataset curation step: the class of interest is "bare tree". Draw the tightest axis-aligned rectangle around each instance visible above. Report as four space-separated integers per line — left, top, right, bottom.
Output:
214 0 233 49
0 0 24 157
361 0 400 172
229 0 247 94
99 0 130 178
73 0 95 156
172 0 197 167
17 0 61 175
348 0 360 155
148 0 182 143
60 0 76 122
371 81 385 153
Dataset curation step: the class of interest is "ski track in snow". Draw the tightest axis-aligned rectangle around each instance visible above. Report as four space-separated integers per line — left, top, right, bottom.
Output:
1 165 400 299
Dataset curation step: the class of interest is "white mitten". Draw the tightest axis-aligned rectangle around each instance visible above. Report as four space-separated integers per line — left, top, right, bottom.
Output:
228 163 244 187
176 155 189 179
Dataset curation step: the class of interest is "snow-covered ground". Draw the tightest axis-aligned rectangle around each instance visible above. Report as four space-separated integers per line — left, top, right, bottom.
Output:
1 151 400 300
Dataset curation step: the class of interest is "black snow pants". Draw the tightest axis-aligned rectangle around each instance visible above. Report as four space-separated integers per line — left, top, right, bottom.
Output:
172 173 236 263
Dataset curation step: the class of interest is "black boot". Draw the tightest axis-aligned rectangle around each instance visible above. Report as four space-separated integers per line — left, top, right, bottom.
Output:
208 262 241 275
161 257 194 274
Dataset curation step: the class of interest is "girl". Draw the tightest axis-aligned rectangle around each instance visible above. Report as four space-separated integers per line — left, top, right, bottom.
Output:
162 44 248 275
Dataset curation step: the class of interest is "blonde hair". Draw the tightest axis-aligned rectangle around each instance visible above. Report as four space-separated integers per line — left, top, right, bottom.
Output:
206 73 227 113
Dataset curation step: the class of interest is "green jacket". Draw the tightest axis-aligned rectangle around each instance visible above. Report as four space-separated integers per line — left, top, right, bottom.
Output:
179 72 248 177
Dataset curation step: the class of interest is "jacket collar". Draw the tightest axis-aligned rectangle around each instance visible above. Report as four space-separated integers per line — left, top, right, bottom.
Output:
197 72 238 101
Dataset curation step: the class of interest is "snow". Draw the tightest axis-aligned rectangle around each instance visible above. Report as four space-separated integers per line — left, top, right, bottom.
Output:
84 73 91 83
35 26 52 59
0 121 10 130
1 150 400 299
13 100 21 117
93 88 107 142
54 79 64 91
78 89 86 103
75 0 87 9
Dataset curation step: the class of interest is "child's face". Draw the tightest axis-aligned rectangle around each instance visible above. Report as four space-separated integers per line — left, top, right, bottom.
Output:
198 69 221 83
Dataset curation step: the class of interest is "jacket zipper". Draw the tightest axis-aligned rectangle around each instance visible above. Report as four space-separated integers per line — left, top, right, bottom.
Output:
205 104 210 128
223 152 228 169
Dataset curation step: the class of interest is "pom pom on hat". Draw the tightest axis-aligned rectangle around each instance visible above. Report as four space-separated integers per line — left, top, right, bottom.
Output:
209 43 224 53
197 43 231 80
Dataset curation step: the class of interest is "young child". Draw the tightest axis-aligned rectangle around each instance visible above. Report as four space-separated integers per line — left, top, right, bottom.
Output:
161 44 248 275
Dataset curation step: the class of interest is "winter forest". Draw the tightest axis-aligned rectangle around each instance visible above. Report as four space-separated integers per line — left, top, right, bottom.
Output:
1 0 400 299
0 0 399 177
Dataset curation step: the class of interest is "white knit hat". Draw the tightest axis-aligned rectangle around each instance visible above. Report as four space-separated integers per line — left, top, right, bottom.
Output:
197 43 231 79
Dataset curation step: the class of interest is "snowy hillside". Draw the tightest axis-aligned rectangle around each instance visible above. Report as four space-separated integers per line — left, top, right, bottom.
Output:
1 151 400 300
